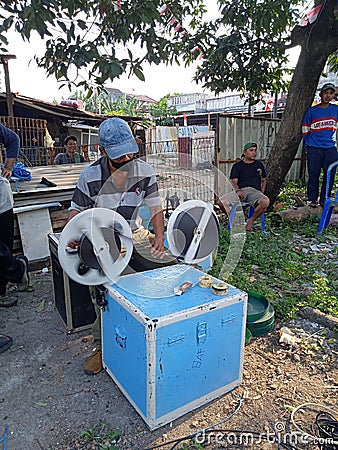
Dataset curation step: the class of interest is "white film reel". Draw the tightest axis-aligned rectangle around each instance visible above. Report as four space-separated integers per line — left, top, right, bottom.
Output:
166 199 219 265
58 208 133 285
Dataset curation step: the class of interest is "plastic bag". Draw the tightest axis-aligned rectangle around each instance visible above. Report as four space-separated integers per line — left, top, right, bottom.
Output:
11 162 32 181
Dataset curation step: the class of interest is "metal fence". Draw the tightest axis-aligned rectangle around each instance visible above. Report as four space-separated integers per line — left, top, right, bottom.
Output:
0 115 100 166
0 116 47 147
13 144 100 166
143 135 216 205
1 114 307 204
146 155 215 205
11 137 217 204
218 114 304 181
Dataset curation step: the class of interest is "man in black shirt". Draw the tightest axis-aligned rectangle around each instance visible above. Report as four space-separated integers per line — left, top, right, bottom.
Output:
217 142 269 231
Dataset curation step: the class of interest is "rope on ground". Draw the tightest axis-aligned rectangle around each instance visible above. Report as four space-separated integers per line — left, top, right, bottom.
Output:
290 402 338 449
0 424 8 450
144 390 244 450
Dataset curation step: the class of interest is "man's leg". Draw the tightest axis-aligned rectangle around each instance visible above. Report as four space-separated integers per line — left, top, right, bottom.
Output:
307 147 323 204
217 195 232 217
0 208 14 295
245 197 269 231
0 241 19 306
0 243 28 284
84 286 103 375
244 188 269 231
217 192 242 229
0 243 28 306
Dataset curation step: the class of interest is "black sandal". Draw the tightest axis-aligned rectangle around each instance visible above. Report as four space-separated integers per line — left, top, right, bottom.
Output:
0 335 13 354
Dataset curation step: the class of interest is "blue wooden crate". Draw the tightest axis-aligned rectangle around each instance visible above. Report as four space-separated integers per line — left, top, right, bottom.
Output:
102 265 247 430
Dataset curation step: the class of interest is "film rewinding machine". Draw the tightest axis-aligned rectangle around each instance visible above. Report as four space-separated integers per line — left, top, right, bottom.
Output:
57 200 247 430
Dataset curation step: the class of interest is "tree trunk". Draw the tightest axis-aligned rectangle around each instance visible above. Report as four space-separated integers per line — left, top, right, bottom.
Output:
265 0 338 205
272 205 321 223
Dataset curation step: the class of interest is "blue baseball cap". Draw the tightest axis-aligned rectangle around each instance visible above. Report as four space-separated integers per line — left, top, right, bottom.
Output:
98 118 139 159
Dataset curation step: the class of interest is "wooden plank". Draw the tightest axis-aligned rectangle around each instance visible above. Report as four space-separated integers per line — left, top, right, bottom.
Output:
17 208 53 261
50 208 70 230
14 163 86 186
13 190 75 207
13 205 70 255
9 164 86 258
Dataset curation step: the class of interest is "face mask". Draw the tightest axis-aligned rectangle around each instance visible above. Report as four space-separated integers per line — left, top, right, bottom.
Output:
110 159 131 171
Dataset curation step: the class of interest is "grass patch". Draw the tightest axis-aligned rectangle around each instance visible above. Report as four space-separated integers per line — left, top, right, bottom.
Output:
78 421 122 449
210 214 338 321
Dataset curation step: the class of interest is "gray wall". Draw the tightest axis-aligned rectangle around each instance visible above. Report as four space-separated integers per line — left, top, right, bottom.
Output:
217 115 303 193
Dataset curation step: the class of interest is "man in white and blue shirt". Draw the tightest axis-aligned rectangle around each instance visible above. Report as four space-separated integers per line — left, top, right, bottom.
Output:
302 82 338 207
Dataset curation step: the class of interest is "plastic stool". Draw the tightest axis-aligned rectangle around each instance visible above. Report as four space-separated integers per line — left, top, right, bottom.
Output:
318 161 338 234
227 202 266 231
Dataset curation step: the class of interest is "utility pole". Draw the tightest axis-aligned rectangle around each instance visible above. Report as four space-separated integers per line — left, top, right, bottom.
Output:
0 54 16 117
273 92 278 119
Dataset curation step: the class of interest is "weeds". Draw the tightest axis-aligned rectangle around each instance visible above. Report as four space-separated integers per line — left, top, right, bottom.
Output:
177 442 204 449
211 214 338 321
307 274 338 316
78 421 122 450
277 179 307 206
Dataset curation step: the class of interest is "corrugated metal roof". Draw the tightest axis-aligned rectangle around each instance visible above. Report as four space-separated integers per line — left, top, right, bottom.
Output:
0 92 144 124
127 93 158 103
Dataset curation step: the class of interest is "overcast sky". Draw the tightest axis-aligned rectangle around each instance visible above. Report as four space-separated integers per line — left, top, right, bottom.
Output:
2 1 299 103
5 32 209 102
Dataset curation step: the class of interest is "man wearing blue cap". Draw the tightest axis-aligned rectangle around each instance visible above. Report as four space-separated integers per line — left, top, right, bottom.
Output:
69 118 175 375
302 83 338 207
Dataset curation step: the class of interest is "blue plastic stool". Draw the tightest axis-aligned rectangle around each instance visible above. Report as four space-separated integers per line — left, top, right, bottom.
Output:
227 202 266 231
318 161 338 234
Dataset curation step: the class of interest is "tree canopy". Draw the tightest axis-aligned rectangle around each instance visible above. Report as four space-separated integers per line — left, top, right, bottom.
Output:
0 0 206 92
1 1 337 101
192 0 337 202
1 0 338 201
193 0 301 102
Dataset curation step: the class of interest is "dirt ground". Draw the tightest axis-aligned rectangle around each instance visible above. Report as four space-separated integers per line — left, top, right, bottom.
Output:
1 270 337 450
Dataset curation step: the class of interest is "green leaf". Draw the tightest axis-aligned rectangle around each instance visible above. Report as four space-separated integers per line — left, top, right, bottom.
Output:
34 401 48 407
36 300 45 313
133 67 145 81
77 19 87 30
3 15 14 30
0 34 8 45
57 20 67 33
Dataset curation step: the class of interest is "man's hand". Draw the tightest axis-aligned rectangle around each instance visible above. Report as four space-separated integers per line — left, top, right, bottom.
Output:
149 205 165 258
150 235 165 259
236 190 245 200
67 240 79 250
2 158 16 180
1 166 12 180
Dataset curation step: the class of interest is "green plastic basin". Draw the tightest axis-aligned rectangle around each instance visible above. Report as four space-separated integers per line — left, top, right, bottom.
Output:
246 303 275 337
246 290 269 322
245 328 253 345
